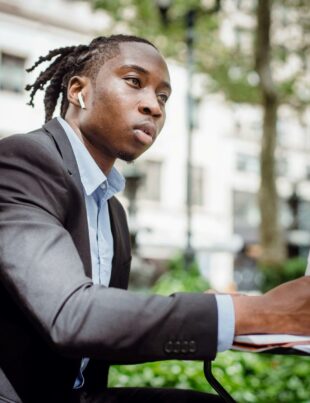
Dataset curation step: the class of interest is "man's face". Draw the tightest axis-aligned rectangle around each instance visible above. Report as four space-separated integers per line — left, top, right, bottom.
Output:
78 42 171 166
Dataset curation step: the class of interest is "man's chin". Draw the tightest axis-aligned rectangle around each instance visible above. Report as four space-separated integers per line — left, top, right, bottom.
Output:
116 151 138 162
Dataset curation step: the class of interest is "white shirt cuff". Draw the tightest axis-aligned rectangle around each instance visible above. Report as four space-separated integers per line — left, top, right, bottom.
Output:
215 294 235 352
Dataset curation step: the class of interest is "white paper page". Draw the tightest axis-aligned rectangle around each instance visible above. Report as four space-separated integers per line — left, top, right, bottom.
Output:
234 334 310 345
294 345 310 354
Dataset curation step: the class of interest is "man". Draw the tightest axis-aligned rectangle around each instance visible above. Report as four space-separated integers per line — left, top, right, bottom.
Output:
0 34 309 403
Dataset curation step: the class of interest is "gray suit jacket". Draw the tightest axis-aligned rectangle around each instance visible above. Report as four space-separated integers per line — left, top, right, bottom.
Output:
0 118 218 403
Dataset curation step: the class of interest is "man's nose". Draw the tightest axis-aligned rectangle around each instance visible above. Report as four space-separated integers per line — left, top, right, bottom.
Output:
138 92 162 118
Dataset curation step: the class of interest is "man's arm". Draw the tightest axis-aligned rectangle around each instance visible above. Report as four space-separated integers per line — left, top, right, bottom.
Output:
233 276 310 335
0 134 218 362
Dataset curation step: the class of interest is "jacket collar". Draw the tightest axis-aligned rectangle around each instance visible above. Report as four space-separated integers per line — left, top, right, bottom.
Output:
42 118 129 288
43 118 84 195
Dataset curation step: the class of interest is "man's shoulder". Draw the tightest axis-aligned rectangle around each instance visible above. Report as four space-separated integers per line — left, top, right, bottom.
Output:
0 125 65 176
0 127 51 146
0 127 56 159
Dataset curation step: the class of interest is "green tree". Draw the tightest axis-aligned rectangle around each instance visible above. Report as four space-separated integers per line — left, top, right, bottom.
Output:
91 0 310 267
255 0 285 266
255 0 310 266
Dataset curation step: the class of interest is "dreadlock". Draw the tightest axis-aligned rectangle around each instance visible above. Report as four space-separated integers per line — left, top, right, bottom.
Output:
25 35 157 122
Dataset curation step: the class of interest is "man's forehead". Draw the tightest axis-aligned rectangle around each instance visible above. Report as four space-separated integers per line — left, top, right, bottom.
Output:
114 42 170 83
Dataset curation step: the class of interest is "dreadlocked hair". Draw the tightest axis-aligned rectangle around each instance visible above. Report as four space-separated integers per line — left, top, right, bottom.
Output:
25 34 157 122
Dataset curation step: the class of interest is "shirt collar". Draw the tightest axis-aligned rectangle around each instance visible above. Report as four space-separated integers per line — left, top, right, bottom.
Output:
57 117 125 197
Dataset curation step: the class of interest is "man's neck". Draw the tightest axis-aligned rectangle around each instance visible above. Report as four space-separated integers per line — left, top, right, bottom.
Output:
64 115 115 176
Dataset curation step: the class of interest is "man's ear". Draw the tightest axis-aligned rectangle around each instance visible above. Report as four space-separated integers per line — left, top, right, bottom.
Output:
67 76 89 108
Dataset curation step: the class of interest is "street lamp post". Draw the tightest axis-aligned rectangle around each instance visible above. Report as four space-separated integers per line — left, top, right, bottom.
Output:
123 165 158 289
155 0 221 268
123 165 145 253
288 184 300 231
184 8 196 268
287 183 301 258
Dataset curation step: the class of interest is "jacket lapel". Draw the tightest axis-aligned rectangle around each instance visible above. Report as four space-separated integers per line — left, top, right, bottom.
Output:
43 118 84 194
108 198 131 289
42 118 92 277
42 118 130 288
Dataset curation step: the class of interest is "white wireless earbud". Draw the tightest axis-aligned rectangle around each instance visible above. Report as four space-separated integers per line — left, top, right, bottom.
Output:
77 91 86 109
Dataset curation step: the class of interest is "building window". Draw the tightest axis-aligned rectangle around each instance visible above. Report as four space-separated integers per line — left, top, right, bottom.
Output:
191 166 204 206
233 191 260 231
139 160 162 201
0 52 26 93
236 153 259 174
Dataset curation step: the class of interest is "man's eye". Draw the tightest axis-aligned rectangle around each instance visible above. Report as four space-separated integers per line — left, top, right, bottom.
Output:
125 77 141 87
158 94 168 104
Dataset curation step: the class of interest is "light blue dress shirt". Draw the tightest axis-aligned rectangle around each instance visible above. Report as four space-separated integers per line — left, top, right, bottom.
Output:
58 117 125 288
57 117 234 387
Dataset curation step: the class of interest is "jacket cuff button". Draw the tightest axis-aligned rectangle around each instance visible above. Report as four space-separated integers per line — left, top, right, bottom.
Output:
189 340 197 353
173 341 181 353
164 341 173 354
181 340 189 353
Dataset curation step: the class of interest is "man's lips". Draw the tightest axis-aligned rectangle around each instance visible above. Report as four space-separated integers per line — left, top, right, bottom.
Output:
133 123 156 146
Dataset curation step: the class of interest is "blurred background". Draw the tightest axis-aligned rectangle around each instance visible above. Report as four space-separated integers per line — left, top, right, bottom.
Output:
0 0 309 401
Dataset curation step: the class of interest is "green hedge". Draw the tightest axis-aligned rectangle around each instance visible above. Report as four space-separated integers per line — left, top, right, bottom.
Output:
151 255 210 294
260 257 307 292
108 353 310 402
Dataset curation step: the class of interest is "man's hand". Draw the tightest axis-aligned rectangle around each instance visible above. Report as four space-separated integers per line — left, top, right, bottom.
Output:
232 276 310 335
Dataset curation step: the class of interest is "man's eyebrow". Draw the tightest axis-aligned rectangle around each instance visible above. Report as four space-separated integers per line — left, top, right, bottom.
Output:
120 64 172 92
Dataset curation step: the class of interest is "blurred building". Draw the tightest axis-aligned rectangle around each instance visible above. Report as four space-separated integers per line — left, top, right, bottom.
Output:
1 0 310 291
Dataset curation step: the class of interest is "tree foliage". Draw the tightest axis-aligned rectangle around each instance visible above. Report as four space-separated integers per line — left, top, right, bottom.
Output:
91 0 310 266
92 0 309 108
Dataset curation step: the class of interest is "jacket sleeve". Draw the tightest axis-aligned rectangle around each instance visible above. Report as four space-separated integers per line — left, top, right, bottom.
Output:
0 134 218 363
